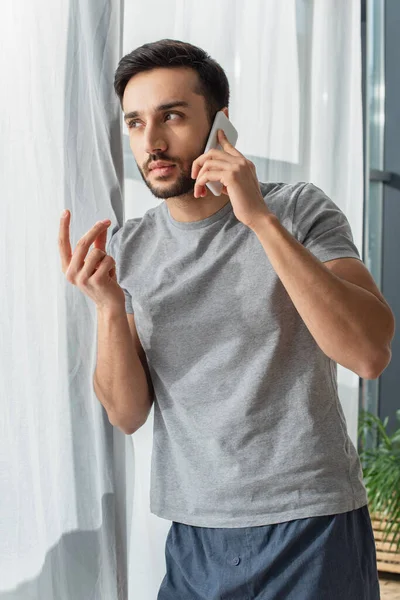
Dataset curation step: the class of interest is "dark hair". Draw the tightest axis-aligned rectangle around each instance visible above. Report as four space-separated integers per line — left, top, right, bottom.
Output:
114 39 230 124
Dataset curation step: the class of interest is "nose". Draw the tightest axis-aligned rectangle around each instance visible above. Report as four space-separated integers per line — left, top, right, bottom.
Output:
144 123 167 156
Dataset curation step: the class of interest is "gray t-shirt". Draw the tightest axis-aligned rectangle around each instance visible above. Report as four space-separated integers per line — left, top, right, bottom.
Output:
107 181 368 528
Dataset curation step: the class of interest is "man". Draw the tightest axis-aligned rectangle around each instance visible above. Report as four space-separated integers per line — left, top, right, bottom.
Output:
109 38 395 599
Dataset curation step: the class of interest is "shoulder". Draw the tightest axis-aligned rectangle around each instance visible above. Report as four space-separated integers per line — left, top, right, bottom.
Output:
258 180 345 225
106 217 142 259
258 181 308 230
259 181 308 199
258 181 308 210
107 205 161 261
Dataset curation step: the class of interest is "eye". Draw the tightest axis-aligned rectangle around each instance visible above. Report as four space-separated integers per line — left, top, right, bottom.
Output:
165 112 181 121
126 112 182 130
127 120 140 129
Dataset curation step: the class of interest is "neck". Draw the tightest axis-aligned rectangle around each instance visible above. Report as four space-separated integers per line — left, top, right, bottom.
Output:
165 192 230 223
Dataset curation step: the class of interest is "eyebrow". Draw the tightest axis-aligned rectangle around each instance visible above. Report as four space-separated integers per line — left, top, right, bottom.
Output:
123 101 190 122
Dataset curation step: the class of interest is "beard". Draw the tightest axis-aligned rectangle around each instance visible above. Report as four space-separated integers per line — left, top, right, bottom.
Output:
137 162 196 200
136 132 210 200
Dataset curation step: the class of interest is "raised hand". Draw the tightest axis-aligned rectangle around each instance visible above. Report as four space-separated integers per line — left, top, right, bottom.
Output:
59 211 125 312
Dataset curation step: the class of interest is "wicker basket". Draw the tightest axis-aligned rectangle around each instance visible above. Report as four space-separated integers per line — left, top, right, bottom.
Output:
371 511 400 574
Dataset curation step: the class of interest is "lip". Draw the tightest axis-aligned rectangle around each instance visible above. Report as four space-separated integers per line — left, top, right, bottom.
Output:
149 161 175 170
150 165 176 175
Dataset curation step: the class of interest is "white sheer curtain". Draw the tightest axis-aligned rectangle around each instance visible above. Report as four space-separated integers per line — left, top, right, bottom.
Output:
0 1 363 599
0 0 129 598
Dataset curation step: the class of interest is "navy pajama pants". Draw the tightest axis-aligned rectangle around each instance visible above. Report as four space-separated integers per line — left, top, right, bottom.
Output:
157 504 380 600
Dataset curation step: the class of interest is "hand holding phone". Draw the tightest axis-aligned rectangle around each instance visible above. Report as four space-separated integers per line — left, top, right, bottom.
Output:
202 111 239 196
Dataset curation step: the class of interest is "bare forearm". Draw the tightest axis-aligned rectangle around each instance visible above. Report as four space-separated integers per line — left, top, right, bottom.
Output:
251 213 393 377
93 308 151 433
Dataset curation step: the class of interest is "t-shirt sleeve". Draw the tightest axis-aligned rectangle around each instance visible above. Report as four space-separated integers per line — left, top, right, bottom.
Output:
292 182 362 263
106 224 134 314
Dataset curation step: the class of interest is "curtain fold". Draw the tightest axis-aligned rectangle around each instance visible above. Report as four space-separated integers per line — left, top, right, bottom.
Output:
1 1 363 599
0 0 129 598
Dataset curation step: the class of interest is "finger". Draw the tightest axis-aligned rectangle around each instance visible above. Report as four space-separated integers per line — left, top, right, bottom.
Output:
68 220 111 275
81 248 109 277
194 160 228 197
217 129 241 157
59 210 72 273
195 159 228 180
93 226 109 251
192 153 234 179
195 170 226 196
196 170 227 187
90 254 115 279
191 149 225 179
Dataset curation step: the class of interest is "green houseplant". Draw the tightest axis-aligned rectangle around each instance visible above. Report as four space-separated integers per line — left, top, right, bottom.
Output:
358 409 400 554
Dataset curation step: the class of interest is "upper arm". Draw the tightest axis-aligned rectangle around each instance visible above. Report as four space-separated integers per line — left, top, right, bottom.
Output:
127 313 155 405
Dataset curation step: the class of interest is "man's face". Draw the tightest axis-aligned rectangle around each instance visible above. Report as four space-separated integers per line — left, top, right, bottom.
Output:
122 67 214 200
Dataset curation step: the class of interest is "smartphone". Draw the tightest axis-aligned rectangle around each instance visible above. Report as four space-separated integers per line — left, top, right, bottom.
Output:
203 111 239 196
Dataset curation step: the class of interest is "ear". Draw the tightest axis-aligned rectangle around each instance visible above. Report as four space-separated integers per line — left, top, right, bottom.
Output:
222 107 229 119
